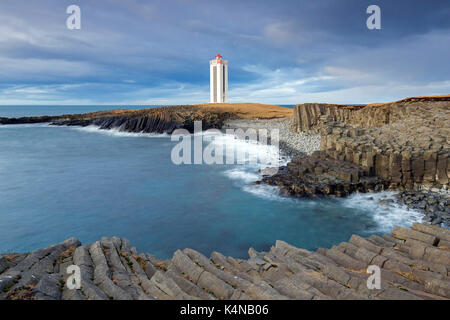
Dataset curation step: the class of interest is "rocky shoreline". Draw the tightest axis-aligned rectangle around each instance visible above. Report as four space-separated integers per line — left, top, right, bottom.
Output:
223 114 450 228
395 190 450 227
1 222 449 300
2 99 447 226
246 97 450 227
1 97 449 301
0 103 292 134
223 117 320 159
291 98 449 190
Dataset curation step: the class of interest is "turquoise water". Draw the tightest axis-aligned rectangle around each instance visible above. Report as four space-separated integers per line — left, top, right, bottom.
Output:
0 106 421 259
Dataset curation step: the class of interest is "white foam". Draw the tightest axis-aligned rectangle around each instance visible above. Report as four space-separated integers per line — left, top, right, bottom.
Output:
73 125 169 138
210 133 287 169
223 168 260 184
242 184 291 202
340 192 423 233
211 131 286 197
207 130 289 200
0 123 51 128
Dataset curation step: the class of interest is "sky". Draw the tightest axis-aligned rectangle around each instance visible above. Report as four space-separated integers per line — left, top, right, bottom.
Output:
0 0 449 105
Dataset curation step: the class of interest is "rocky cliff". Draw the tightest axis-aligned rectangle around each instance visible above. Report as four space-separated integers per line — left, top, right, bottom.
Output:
0 106 231 134
1 223 449 300
261 96 449 225
293 95 450 131
290 96 449 190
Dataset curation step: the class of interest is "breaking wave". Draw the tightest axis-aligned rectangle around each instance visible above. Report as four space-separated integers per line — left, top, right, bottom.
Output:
340 192 423 233
0 123 52 128
73 125 170 138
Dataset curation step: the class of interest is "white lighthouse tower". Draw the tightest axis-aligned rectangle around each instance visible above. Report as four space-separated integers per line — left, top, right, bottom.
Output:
210 54 228 103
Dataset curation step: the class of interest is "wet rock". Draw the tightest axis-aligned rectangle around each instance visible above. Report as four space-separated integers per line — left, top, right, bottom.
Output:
261 151 389 198
396 190 449 226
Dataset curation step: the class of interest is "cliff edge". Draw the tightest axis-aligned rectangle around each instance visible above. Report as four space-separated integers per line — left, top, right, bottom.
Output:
264 96 449 194
0 103 293 134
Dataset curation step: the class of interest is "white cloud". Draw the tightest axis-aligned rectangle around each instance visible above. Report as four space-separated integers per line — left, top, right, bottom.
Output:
226 63 450 104
263 22 295 45
228 65 335 102
0 56 105 80
291 80 450 104
0 1 448 106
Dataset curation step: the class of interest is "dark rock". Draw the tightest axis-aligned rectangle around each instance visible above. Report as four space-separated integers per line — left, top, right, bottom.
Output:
260 151 389 198
0 105 237 135
432 217 443 225
291 99 449 190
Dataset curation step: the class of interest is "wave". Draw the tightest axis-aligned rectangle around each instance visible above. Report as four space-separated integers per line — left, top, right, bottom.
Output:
210 133 287 169
340 192 423 233
240 183 322 207
71 126 285 166
213 130 289 201
0 123 51 128
242 184 291 202
72 125 170 138
223 168 260 184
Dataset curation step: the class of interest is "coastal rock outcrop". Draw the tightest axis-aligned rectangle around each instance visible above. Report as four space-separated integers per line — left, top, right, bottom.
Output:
1 223 449 300
291 97 449 190
51 106 232 134
259 150 389 197
0 103 292 134
260 96 449 225
292 96 450 132
395 190 450 226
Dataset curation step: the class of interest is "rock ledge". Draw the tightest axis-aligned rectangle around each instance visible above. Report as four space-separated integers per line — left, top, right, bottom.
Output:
1 223 449 300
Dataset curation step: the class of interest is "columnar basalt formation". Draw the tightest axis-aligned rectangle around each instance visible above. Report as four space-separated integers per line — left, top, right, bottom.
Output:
293 96 450 131
291 97 449 190
0 103 293 134
1 223 449 300
52 107 229 134
259 150 389 197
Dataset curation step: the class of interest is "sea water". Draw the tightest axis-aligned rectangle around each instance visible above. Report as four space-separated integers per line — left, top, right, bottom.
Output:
0 106 422 258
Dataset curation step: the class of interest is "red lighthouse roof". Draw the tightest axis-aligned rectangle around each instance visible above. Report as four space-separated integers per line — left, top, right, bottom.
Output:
215 54 222 58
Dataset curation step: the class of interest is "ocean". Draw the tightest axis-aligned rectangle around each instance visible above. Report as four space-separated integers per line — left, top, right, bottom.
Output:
0 105 422 258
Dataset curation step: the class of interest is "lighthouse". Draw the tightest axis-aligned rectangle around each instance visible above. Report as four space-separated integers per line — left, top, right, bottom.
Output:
210 54 228 103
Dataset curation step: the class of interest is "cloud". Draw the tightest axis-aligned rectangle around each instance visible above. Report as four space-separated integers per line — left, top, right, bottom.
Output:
0 56 105 81
323 29 450 86
0 0 448 105
263 22 295 46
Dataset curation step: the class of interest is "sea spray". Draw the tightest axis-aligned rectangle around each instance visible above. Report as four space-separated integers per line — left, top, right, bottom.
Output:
340 192 423 233
73 125 170 138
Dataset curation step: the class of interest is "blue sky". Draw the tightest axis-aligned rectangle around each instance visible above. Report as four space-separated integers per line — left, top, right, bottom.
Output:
0 0 449 105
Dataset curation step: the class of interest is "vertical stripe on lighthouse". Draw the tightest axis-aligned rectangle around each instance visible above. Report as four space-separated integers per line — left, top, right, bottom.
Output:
224 63 228 102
